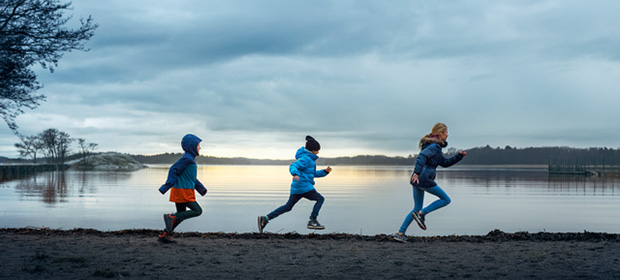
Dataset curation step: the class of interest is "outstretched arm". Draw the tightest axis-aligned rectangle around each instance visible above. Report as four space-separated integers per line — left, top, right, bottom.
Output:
315 166 332 178
440 150 466 167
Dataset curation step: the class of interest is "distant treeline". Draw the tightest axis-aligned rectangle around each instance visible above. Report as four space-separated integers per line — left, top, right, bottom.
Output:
129 146 620 166
130 153 414 166
131 153 293 165
461 146 620 165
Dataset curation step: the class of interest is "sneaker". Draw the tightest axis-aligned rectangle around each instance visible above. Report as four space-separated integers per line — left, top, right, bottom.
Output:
171 218 181 231
258 216 269 233
307 219 325 230
157 231 176 244
412 211 426 230
164 213 177 233
393 233 408 243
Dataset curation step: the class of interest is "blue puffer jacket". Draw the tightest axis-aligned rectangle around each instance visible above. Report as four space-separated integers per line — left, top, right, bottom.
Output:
159 134 207 197
411 139 463 188
289 147 329 194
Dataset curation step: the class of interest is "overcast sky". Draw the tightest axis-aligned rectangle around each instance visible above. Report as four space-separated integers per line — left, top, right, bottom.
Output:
2 0 619 159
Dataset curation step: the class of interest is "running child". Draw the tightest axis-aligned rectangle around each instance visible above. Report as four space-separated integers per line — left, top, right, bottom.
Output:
258 136 332 233
393 123 466 243
157 134 207 243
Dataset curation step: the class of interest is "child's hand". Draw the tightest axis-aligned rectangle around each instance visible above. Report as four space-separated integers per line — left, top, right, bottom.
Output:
293 175 300 181
325 166 332 173
410 173 419 184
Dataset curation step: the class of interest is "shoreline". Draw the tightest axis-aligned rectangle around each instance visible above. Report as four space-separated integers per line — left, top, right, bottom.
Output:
3 227 620 242
2 228 619 279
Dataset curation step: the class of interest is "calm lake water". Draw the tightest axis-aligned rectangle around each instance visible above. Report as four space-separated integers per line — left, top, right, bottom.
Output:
1 165 618 236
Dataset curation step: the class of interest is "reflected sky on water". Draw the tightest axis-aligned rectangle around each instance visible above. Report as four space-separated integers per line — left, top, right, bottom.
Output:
1 165 618 236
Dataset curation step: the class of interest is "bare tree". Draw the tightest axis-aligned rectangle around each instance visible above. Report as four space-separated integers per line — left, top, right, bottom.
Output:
77 138 98 156
87 142 98 154
56 131 72 164
14 134 43 163
0 0 97 132
39 128 72 164
77 138 86 156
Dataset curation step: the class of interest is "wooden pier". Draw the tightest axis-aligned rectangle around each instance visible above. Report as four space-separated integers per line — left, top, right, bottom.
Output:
548 164 620 176
0 164 69 181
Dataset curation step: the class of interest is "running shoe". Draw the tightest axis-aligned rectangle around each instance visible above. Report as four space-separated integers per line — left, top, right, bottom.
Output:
157 231 176 244
412 211 427 230
393 233 408 243
307 219 325 230
164 213 176 233
258 216 269 233
171 218 181 231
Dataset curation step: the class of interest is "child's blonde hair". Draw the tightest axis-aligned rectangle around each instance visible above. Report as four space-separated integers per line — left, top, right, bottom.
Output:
419 123 448 150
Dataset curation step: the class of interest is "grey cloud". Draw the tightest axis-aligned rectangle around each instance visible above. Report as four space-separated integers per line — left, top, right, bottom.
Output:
4 0 620 158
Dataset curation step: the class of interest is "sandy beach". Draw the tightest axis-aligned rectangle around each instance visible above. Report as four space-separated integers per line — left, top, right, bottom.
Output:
1 228 619 279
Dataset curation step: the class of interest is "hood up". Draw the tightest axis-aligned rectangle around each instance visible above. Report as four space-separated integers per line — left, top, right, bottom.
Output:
181 134 202 157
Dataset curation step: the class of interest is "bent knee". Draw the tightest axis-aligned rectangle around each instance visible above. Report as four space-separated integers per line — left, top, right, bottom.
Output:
194 206 203 216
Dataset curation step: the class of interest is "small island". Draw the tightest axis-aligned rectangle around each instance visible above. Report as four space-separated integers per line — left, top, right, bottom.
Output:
70 152 146 171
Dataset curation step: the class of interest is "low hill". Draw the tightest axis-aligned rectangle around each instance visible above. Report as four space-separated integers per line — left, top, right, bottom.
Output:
70 152 146 171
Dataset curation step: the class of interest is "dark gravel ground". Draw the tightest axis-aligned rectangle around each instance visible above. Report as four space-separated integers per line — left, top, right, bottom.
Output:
2 228 619 279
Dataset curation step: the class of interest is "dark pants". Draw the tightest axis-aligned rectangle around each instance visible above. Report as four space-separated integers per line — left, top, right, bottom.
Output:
175 201 202 223
267 189 325 220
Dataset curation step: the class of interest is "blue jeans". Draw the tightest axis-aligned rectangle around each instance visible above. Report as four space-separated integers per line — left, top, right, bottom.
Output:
399 185 451 234
267 189 325 220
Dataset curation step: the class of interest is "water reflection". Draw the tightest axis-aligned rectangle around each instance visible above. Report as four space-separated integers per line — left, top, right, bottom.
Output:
7 167 620 205
548 174 618 195
14 171 69 205
439 168 620 195
10 170 135 205
440 169 548 185
1 166 619 234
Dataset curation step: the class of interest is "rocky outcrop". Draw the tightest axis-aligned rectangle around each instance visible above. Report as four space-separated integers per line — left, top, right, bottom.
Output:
70 152 146 171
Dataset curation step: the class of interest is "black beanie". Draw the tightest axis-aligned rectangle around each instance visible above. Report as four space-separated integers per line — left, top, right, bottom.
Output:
305 135 321 151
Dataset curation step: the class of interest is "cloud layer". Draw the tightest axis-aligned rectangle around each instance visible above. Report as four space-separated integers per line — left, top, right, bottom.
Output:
2 0 619 159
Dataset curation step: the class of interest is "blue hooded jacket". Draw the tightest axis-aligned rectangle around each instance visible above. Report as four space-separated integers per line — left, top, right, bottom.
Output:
159 134 207 197
289 147 329 194
411 139 463 188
